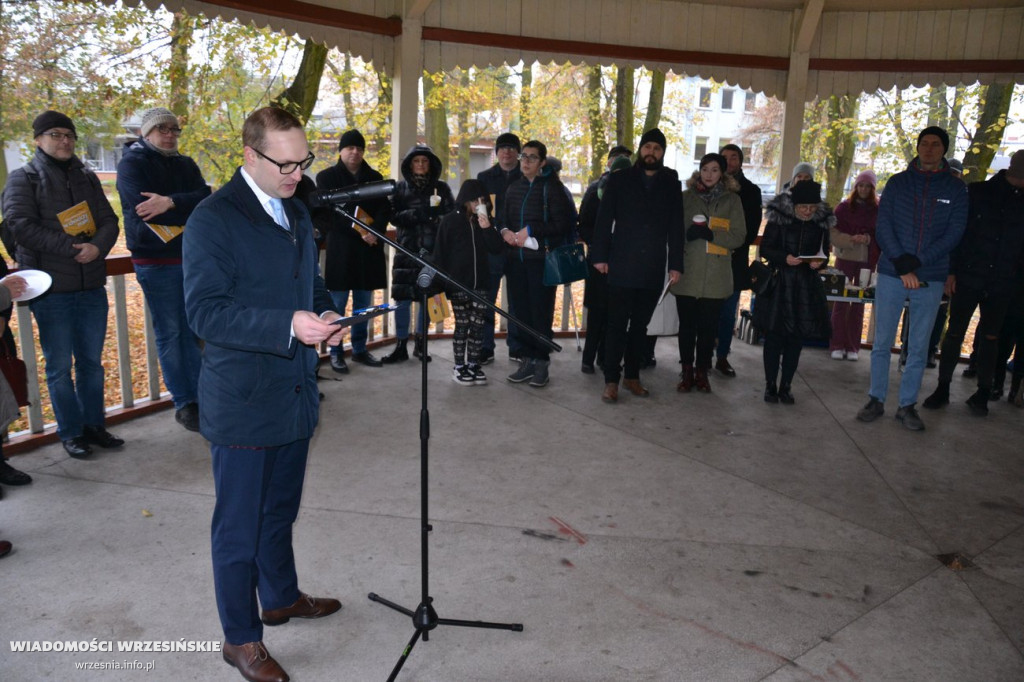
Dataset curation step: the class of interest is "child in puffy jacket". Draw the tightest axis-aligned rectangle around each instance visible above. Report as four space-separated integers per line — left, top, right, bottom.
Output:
432 179 503 385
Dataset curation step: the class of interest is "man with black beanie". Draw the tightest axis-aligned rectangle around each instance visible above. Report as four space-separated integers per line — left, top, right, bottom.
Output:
856 125 967 431
477 132 523 363
315 129 391 372
590 128 685 402
1 110 124 458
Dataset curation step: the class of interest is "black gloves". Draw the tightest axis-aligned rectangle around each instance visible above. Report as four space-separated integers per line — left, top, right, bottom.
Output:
892 254 922 275
686 223 714 242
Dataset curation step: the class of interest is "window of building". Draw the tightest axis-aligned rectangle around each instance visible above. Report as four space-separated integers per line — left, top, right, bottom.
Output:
721 89 735 110
744 91 756 112
742 146 753 163
699 87 712 108
694 136 708 160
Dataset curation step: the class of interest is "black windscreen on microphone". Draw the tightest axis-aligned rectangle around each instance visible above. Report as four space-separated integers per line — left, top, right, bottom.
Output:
310 179 396 207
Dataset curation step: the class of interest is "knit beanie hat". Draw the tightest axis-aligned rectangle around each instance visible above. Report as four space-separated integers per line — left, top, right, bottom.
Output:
791 162 815 183
495 132 521 153
917 126 950 154
33 110 76 138
699 153 728 175
338 129 366 150
610 156 632 173
947 158 963 175
854 169 877 188
791 181 822 205
638 128 667 151
140 107 178 137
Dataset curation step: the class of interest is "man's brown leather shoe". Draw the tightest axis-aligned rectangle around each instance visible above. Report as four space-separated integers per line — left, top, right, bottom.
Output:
222 641 289 682
622 378 650 397
601 382 618 403
261 592 342 626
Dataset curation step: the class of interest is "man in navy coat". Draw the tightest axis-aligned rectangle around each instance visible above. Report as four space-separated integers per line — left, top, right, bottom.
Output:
184 107 343 682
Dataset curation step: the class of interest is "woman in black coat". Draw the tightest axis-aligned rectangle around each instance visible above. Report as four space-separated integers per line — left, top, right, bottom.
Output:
384 144 455 363
754 181 833 404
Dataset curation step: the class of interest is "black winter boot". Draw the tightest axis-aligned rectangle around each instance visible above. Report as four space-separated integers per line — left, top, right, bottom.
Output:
412 334 432 362
922 381 950 409
381 339 409 364
965 387 990 416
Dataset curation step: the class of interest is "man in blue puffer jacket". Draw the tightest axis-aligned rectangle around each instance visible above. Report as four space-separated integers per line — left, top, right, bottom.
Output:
856 126 968 431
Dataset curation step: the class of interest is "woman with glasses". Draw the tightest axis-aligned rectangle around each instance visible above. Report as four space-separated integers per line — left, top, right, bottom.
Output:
384 145 455 363
116 107 211 432
755 181 833 404
501 140 576 388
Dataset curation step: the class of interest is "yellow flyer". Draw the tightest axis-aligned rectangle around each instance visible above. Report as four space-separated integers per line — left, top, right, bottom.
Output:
706 216 730 256
146 223 184 243
56 201 96 238
426 294 450 324
351 206 373 237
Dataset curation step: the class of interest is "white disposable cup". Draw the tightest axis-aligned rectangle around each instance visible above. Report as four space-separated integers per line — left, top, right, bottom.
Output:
429 194 441 208
859 268 871 286
475 203 488 218
693 214 707 227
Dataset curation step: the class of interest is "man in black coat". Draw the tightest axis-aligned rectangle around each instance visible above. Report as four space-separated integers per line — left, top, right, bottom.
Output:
477 132 523 363
315 130 391 372
715 144 762 378
591 128 685 402
923 150 1024 416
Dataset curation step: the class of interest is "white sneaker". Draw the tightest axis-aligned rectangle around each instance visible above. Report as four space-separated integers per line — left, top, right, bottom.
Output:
831 350 845 360
452 365 475 385
847 351 859 361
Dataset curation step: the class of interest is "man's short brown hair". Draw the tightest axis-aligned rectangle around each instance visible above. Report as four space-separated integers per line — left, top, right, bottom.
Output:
242 107 303 152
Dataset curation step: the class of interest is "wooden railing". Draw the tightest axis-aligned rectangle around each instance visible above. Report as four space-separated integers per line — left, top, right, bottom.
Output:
5 245 573 454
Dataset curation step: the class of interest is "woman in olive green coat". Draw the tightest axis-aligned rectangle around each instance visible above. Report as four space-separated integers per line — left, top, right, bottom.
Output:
671 153 746 393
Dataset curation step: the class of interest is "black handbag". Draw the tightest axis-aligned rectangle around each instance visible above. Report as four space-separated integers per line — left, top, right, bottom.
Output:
748 259 777 297
543 242 588 286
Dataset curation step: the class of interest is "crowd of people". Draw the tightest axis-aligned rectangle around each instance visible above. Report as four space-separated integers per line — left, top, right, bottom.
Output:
0 105 1022 679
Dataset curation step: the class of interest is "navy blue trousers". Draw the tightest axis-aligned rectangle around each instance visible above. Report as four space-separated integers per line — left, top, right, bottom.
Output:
211 440 309 644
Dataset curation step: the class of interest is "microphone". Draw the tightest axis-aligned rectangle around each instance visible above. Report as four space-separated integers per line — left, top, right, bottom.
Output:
310 179 396 207
416 264 437 289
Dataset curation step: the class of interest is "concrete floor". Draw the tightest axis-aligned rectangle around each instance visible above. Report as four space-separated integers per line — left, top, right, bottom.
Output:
1 337 1023 681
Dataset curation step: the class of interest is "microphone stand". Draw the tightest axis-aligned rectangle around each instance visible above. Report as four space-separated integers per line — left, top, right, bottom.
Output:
330 204 559 681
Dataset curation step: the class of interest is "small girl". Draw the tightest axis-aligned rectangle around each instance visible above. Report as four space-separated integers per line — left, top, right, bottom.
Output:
431 179 504 384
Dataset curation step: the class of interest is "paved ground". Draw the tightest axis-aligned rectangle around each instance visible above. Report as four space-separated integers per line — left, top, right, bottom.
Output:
1 337 1022 681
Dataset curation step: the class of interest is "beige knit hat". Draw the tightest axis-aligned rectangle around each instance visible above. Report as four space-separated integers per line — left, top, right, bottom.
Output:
139 107 178 137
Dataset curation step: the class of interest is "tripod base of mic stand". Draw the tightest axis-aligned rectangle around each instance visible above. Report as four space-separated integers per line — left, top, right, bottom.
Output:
368 592 523 681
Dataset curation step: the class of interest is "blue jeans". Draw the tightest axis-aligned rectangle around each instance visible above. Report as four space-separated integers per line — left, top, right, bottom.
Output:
30 288 109 440
329 289 372 354
393 299 424 340
869 274 944 407
135 264 201 409
716 290 741 360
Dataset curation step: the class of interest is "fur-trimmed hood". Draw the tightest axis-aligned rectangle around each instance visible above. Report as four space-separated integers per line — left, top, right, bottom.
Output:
685 171 741 194
765 189 837 229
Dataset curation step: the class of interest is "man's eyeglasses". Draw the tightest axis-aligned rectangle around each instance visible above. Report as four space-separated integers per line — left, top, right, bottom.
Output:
43 131 76 141
154 124 183 136
253 148 315 174
518 153 541 162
